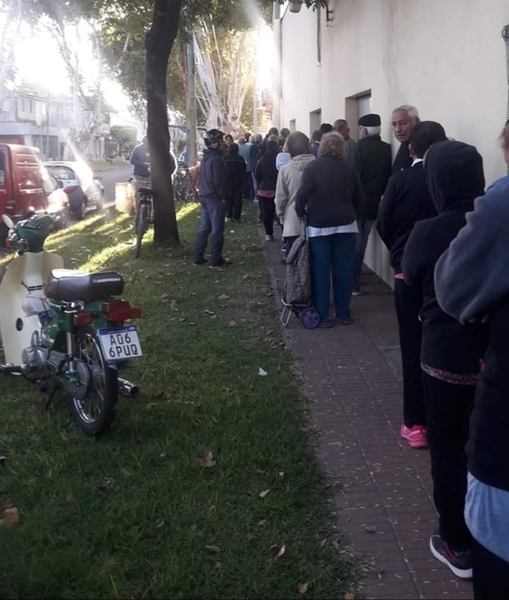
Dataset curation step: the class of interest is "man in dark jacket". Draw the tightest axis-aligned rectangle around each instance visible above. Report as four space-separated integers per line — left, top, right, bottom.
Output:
194 129 232 268
224 143 247 221
402 141 485 579
391 105 420 174
377 121 447 451
130 136 150 179
351 113 392 294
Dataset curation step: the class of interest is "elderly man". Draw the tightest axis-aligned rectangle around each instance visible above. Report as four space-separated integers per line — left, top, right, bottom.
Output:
351 113 392 295
333 119 356 163
391 105 420 173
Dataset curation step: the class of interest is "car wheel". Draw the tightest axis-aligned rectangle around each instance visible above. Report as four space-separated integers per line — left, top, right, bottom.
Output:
74 198 87 221
96 191 105 212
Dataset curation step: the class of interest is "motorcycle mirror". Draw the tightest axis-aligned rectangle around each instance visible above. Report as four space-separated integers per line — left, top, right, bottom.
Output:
2 214 14 229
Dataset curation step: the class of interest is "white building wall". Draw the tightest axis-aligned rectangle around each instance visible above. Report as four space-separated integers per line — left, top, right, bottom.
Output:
277 0 509 284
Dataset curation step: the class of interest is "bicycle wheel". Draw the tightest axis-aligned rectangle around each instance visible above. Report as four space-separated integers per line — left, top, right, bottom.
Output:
69 326 118 436
175 175 185 203
135 202 149 259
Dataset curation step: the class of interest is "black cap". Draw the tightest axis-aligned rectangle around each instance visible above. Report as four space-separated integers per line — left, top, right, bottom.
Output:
358 113 381 127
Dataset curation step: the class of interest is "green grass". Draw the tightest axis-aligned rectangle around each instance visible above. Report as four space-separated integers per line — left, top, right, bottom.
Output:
0 205 360 599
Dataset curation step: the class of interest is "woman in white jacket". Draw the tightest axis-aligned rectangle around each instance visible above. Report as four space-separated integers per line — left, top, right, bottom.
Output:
275 132 315 258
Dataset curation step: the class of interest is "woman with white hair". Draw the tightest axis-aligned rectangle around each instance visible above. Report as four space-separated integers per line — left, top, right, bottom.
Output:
295 132 364 327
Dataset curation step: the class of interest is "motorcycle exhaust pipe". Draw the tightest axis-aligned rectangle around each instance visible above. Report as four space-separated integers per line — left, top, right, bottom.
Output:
118 377 139 398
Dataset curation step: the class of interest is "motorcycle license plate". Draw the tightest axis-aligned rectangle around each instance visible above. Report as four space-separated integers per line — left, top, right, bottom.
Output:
98 325 143 362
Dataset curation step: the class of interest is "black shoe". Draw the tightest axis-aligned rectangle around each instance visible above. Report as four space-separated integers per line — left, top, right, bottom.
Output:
429 531 473 579
193 258 208 266
209 259 233 269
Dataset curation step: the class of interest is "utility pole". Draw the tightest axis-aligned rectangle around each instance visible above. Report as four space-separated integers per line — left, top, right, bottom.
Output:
46 90 50 160
186 33 198 167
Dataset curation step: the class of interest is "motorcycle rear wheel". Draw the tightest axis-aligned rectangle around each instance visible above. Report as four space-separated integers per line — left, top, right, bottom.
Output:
69 326 118 436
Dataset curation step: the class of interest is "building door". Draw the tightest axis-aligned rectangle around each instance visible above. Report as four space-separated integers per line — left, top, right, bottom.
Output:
309 109 321 136
357 95 372 120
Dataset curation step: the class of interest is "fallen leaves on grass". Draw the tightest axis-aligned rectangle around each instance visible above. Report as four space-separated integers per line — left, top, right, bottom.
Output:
344 593 355 600
259 489 270 499
258 520 268 527
228 320 237 327
0 456 6 464
298 582 309 595
205 545 221 554
198 452 217 469
275 545 286 559
66 492 77 505
258 367 268 377
0 507 20 527
218 294 230 300
102 557 121 574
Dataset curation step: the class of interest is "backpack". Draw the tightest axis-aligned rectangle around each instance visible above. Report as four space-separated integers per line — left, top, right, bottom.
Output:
283 235 312 305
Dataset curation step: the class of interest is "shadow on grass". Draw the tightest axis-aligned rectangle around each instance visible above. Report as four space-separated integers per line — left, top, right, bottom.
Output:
0 203 361 600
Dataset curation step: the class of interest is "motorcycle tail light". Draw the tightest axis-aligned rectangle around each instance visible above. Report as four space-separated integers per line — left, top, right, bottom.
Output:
64 186 78 194
102 300 142 323
74 312 93 326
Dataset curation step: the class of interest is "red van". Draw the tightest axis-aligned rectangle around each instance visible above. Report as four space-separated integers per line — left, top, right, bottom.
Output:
0 144 68 245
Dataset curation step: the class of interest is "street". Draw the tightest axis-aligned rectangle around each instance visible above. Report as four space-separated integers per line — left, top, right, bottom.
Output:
98 165 132 206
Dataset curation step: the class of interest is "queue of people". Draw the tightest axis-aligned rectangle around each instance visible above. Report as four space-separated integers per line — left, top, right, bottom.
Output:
191 111 509 596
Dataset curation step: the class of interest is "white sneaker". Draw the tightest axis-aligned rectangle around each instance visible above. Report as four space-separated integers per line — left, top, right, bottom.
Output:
265 235 274 242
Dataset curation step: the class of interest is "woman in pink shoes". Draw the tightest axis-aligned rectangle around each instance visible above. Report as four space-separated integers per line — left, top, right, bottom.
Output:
402 140 485 580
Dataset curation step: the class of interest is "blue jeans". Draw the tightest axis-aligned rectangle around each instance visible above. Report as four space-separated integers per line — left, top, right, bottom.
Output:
194 197 226 265
354 219 374 292
309 233 357 321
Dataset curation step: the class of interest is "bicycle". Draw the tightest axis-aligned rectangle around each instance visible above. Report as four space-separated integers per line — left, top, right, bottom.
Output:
135 187 154 259
174 161 198 204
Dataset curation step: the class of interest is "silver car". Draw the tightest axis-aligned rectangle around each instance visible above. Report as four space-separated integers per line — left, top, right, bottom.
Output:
44 161 104 220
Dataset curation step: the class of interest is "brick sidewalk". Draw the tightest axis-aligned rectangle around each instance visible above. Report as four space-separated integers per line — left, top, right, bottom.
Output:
264 234 473 600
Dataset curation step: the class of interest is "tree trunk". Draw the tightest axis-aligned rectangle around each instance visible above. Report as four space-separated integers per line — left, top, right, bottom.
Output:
145 0 182 247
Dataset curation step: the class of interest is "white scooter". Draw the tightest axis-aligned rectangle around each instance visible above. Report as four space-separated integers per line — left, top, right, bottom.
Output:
0 213 142 436
0 214 63 366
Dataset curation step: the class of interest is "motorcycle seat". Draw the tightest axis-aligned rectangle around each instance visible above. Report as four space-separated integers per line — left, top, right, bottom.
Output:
45 269 124 303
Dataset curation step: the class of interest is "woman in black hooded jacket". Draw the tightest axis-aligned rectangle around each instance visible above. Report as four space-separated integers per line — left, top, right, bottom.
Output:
402 140 485 580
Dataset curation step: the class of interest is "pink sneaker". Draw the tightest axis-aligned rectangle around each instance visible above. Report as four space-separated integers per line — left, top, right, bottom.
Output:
400 425 428 449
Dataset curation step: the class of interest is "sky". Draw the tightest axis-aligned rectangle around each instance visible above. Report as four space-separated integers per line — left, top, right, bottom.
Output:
4 11 274 131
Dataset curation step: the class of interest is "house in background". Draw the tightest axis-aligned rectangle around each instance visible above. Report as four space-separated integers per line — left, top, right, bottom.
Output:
0 88 113 161
0 91 60 158
273 0 509 283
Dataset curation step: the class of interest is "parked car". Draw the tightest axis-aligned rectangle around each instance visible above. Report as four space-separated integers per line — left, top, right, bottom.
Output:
0 144 68 246
44 161 104 220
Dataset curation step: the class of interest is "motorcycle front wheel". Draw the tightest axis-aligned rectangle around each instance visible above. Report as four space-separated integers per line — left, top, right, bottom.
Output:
69 326 118 436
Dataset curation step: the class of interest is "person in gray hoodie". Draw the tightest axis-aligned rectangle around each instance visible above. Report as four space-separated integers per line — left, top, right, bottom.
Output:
275 132 315 258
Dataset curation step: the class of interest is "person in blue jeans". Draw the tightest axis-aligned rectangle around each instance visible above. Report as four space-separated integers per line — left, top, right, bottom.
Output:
194 129 232 269
295 132 364 327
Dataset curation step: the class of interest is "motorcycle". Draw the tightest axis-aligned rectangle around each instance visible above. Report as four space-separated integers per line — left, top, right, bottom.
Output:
0 213 142 436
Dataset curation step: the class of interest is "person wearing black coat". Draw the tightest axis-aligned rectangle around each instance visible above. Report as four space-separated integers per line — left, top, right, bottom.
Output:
377 121 447 450
255 139 279 240
351 113 392 294
224 143 246 221
402 140 485 580
434 127 509 597
295 132 363 327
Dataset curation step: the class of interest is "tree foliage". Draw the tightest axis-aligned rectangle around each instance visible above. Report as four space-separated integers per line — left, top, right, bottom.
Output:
13 0 328 247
